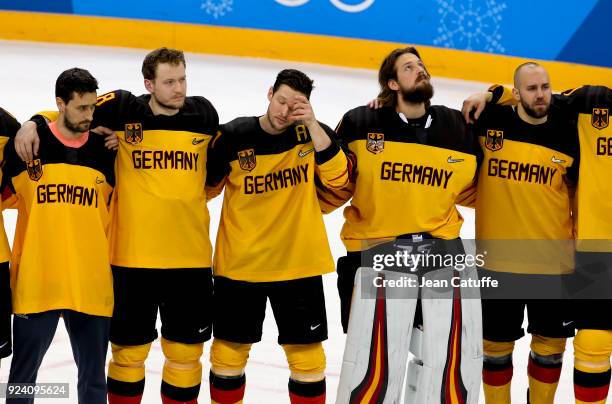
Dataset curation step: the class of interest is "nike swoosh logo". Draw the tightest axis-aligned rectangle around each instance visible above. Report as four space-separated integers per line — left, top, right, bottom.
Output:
95 177 104 184
0 342 8 349
192 138 206 145
198 326 209 333
562 321 573 327
551 156 566 164
298 148 315 158
310 324 321 331
447 156 464 163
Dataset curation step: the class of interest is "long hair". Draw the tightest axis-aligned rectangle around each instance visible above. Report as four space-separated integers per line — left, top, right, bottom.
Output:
377 47 425 108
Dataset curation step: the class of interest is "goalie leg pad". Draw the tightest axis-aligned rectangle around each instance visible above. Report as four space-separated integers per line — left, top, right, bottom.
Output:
336 267 419 404
404 327 424 403
415 266 483 404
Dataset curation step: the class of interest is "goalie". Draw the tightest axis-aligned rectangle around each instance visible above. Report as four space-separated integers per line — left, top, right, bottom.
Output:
323 47 483 404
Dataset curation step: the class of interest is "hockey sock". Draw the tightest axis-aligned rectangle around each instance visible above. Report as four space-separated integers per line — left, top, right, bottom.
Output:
527 335 566 404
288 378 326 404
107 343 151 404
160 339 203 404
482 340 514 404
161 384 199 404
210 371 245 404
527 351 564 403
574 329 612 404
107 378 145 404
575 368 611 404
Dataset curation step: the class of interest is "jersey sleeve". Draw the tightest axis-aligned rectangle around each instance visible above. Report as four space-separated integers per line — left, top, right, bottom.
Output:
489 84 517 106
314 123 350 189
557 85 612 112
1 137 20 197
315 114 356 214
103 148 118 189
554 86 611 182
193 96 220 129
205 127 231 201
35 111 59 122
455 124 481 208
92 90 134 129
0 109 21 204
0 108 20 140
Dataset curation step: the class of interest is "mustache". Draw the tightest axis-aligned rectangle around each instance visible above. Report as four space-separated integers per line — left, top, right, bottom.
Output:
416 72 429 81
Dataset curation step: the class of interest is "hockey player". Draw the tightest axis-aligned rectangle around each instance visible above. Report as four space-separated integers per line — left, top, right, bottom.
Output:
0 107 19 366
14 48 219 404
205 69 349 404
464 82 612 404
329 47 483 403
471 63 578 404
565 85 612 404
4 68 116 404
560 85 612 404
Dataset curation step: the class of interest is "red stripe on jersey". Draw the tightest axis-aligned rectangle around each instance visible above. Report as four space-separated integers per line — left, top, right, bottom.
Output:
327 168 349 182
1 186 13 202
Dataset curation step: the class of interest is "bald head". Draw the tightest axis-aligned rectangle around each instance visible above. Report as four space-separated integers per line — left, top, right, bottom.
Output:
513 62 548 88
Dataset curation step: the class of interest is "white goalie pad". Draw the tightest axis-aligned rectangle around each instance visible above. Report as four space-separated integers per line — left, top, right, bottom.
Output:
336 267 419 404
409 265 483 404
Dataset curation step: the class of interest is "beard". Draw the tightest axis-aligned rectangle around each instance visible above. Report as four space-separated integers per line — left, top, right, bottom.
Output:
521 99 550 119
63 116 91 133
401 79 434 104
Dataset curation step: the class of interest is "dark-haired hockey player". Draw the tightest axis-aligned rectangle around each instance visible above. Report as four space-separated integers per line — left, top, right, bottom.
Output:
0 107 19 367
5 68 116 404
14 48 219 404
205 69 349 404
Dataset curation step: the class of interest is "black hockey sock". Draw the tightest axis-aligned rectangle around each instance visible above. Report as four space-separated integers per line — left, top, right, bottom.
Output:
210 371 246 404
575 368 611 403
288 378 325 404
107 377 145 404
